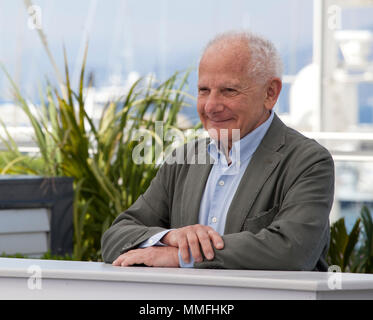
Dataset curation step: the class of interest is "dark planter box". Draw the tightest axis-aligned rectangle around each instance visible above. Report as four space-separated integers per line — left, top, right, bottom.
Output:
0 175 74 256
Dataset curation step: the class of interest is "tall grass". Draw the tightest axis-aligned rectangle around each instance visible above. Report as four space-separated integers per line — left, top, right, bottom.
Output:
0 45 195 261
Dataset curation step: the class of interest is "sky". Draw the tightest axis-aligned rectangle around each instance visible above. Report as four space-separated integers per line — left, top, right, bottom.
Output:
0 0 314 97
0 0 373 118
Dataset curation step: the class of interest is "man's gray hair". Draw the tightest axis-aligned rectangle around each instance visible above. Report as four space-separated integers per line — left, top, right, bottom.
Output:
202 30 283 83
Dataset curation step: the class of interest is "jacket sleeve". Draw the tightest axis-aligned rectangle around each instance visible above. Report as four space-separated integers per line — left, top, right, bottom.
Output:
101 163 172 263
194 146 335 271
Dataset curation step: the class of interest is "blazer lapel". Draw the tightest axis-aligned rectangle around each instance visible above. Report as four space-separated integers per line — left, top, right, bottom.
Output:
224 114 286 234
182 139 213 226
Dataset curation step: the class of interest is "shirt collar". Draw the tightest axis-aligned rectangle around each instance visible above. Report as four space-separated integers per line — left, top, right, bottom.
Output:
208 110 274 166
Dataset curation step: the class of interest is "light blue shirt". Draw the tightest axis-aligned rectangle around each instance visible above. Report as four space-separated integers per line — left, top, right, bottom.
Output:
139 111 274 267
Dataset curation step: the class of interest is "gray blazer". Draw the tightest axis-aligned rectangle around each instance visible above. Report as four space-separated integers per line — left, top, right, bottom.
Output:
101 114 335 271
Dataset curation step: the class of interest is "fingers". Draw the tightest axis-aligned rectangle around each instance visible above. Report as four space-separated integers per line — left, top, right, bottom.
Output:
113 225 225 267
194 228 213 260
187 232 203 263
177 225 224 263
112 247 180 268
179 234 191 263
112 255 124 266
207 229 224 250
196 227 224 260
112 252 131 266
112 249 145 267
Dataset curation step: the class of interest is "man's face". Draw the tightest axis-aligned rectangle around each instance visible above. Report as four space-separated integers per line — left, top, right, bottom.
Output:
197 43 271 146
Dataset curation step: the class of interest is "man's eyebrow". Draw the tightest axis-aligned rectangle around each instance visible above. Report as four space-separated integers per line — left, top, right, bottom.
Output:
198 82 242 89
220 83 242 89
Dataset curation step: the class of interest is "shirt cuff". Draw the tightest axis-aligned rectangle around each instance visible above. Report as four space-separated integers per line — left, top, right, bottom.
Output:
137 229 172 248
178 248 194 268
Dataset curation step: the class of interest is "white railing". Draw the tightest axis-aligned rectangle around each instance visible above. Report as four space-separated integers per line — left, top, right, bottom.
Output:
1 257 373 300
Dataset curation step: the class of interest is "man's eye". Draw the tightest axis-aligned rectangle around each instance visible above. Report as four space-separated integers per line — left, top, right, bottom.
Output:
223 88 238 96
198 88 209 94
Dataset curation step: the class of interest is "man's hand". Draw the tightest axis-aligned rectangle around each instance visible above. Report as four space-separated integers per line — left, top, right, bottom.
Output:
161 224 224 263
112 246 179 267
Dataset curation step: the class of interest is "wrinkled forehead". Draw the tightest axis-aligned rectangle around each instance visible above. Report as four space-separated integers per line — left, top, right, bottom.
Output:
199 40 252 75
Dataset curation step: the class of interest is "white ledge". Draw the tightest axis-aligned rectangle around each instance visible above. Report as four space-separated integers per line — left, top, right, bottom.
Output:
1 258 373 300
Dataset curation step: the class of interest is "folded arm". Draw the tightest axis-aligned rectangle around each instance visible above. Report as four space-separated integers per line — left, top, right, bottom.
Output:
101 164 172 264
194 155 335 271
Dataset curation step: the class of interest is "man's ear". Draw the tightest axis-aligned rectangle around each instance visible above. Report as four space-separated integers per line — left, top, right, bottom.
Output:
264 78 282 110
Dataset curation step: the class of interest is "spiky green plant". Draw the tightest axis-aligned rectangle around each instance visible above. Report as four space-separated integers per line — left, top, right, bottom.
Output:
0 45 196 261
327 216 361 272
327 205 373 273
353 206 373 273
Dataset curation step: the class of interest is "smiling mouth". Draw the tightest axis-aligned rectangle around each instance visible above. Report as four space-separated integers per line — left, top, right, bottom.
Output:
209 118 232 124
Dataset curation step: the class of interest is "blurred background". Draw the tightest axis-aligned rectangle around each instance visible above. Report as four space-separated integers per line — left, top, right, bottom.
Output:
1 0 373 231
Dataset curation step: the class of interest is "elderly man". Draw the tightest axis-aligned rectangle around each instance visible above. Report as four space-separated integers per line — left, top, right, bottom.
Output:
101 31 334 271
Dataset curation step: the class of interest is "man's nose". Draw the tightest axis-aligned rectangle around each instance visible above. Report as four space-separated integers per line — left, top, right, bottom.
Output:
204 92 224 114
